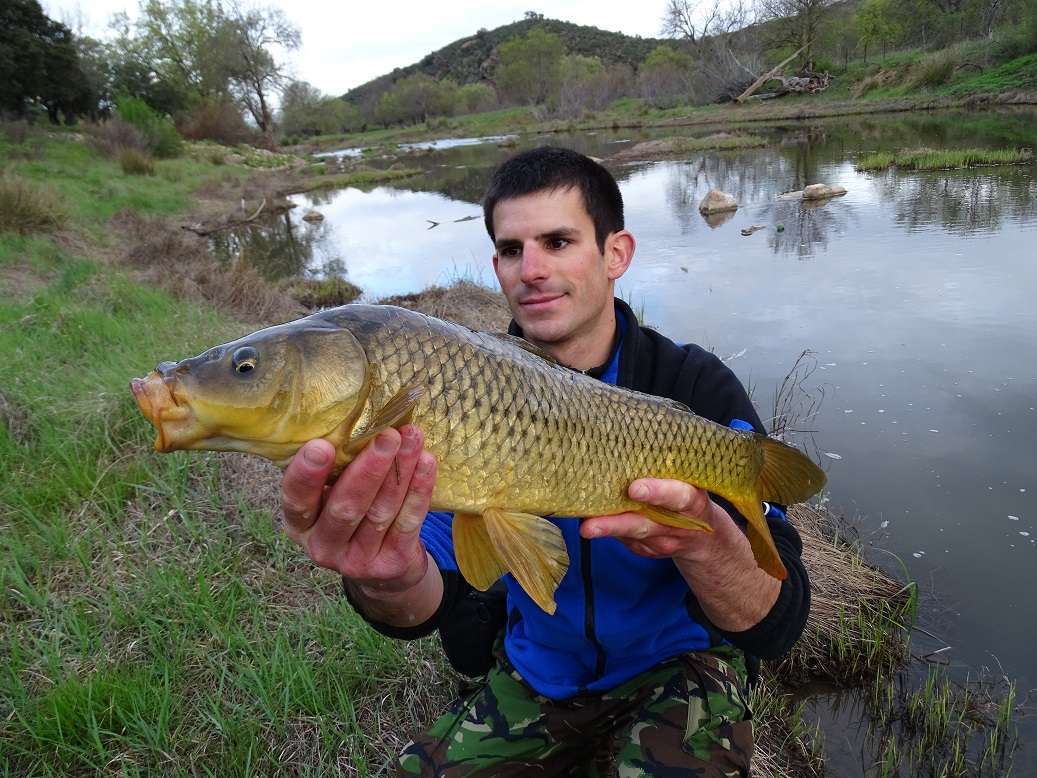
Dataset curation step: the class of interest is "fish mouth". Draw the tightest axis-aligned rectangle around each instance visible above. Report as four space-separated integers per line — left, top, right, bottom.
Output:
130 372 196 452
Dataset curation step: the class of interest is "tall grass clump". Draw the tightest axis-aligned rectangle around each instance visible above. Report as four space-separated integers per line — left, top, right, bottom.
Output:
906 52 957 90
856 147 1033 171
119 148 156 176
116 96 183 159
0 175 66 235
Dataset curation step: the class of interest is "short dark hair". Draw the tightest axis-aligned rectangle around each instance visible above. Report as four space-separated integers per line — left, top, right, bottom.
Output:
483 146 624 253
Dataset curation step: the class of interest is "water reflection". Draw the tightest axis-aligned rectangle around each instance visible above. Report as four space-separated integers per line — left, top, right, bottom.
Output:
210 211 335 281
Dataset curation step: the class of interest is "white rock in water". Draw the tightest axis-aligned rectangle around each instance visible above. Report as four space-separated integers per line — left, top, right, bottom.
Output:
802 183 848 200
698 190 738 214
302 209 325 222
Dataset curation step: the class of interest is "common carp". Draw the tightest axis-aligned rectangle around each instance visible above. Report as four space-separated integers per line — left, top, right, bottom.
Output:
130 304 826 613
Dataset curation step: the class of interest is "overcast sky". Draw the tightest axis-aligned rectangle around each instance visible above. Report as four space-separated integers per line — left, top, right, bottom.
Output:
43 1 671 96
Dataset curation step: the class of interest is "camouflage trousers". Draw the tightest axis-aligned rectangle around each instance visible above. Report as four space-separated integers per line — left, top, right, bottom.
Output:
398 645 752 777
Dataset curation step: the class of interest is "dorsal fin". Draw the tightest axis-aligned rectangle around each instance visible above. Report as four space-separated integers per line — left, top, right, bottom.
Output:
487 332 562 365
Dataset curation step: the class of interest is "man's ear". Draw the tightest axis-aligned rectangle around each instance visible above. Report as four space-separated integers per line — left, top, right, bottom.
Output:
605 230 635 280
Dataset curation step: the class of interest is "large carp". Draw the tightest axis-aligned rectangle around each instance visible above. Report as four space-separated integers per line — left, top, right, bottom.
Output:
131 304 825 613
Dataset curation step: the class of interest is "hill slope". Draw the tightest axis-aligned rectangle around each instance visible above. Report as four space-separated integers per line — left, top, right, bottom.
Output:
343 17 666 105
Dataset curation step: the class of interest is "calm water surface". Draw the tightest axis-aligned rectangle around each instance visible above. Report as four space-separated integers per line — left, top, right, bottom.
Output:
231 110 1037 769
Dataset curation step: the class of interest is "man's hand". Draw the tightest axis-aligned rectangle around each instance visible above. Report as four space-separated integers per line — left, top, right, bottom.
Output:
281 425 438 599
580 478 781 632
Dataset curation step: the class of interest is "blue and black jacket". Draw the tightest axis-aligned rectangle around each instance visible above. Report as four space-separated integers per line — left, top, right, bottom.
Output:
349 298 811 700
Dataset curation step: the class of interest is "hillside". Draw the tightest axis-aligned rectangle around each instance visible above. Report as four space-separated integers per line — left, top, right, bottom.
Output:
343 16 666 106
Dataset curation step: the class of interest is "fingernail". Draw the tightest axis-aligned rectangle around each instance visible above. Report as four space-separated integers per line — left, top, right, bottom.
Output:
303 443 329 466
400 427 416 452
417 452 434 475
631 483 649 500
374 432 397 455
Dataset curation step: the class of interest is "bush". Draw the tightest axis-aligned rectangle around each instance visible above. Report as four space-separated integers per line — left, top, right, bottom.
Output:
87 119 150 158
119 149 156 176
176 97 252 145
907 54 956 89
0 175 66 234
115 97 183 158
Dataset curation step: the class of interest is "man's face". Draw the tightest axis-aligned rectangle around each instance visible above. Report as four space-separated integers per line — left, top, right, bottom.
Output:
491 187 627 348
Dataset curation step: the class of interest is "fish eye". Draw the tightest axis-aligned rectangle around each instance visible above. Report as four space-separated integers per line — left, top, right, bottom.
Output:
232 346 258 375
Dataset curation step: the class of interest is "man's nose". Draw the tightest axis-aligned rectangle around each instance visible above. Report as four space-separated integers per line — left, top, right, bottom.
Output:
519 243 549 284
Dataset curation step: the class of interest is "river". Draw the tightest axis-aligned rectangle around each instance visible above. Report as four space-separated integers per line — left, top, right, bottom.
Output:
223 108 1037 773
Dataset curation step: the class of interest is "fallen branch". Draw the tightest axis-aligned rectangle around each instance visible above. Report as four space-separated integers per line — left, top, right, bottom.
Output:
736 43 808 103
181 198 267 237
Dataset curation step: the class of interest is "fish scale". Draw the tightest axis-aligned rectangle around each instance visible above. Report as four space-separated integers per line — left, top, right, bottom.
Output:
328 305 759 519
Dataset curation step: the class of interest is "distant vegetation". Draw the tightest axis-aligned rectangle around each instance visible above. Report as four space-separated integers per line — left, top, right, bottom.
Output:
2 0 1037 149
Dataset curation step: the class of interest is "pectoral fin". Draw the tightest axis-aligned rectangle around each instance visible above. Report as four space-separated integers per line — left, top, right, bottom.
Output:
483 509 569 615
453 512 506 590
342 383 425 457
637 503 714 533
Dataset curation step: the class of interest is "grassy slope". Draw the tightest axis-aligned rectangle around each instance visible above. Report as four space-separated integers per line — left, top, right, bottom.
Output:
0 135 453 775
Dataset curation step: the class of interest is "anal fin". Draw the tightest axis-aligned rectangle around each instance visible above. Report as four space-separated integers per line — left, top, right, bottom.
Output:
483 509 569 615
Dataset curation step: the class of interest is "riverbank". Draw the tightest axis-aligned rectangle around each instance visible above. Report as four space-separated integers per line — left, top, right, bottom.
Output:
0 129 1012 775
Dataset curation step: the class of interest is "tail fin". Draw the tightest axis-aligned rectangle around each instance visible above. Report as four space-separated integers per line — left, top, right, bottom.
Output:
734 438 826 581
757 437 827 505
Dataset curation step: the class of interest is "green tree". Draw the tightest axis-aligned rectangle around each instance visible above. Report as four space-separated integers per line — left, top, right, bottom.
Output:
638 45 694 107
0 0 92 122
857 0 902 60
280 81 362 136
457 82 498 113
495 27 565 105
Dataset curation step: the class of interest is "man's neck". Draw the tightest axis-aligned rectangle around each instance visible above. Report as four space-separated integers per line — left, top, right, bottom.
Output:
537 304 618 372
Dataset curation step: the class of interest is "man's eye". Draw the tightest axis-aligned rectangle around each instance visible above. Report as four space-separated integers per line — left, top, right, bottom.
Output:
548 238 569 250
501 247 521 258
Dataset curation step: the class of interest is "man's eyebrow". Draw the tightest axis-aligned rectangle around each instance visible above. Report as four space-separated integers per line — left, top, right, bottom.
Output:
494 227 581 249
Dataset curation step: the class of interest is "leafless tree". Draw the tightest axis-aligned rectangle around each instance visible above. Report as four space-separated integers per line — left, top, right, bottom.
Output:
661 0 764 101
755 0 837 69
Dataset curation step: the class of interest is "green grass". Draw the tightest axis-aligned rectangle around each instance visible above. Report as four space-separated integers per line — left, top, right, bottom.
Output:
0 175 67 235
0 135 249 233
856 146 1033 171
943 52 1037 95
0 249 454 774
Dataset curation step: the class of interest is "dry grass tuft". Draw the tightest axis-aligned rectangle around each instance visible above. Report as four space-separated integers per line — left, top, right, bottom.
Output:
119 148 156 176
112 210 305 324
281 276 363 310
378 279 512 332
0 390 35 445
0 175 66 235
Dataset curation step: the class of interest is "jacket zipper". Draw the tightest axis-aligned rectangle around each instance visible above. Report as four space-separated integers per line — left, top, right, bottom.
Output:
581 538 607 679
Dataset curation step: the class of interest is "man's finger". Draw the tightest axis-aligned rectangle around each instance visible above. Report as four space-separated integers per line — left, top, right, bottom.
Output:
392 451 437 535
629 478 711 518
365 426 424 530
309 429 401 552
282 439 336 534
580 513 671 541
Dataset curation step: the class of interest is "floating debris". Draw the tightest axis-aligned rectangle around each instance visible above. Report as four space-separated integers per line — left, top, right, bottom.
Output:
823 452 843 460
1008 515 1019 521
880 520 889 529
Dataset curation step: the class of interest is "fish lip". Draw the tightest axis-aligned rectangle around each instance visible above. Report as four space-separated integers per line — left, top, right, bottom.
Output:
130 372 191 451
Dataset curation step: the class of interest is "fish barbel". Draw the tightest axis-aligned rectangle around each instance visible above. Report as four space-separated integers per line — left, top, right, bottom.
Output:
130 304 825 613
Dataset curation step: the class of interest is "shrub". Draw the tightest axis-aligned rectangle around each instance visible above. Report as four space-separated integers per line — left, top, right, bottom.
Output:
115 97 183 158
87 119 150 158
176 97 252 145
0 175 66 234
907 54 956 89
119 149 156 176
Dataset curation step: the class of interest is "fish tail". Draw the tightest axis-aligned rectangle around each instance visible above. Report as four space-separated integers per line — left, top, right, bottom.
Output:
736 436 827 581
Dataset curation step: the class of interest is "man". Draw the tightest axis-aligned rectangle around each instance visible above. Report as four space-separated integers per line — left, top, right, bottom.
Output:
281 147 810 776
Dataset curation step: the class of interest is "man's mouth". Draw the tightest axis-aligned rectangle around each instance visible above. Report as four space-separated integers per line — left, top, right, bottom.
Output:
519 293 564 311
